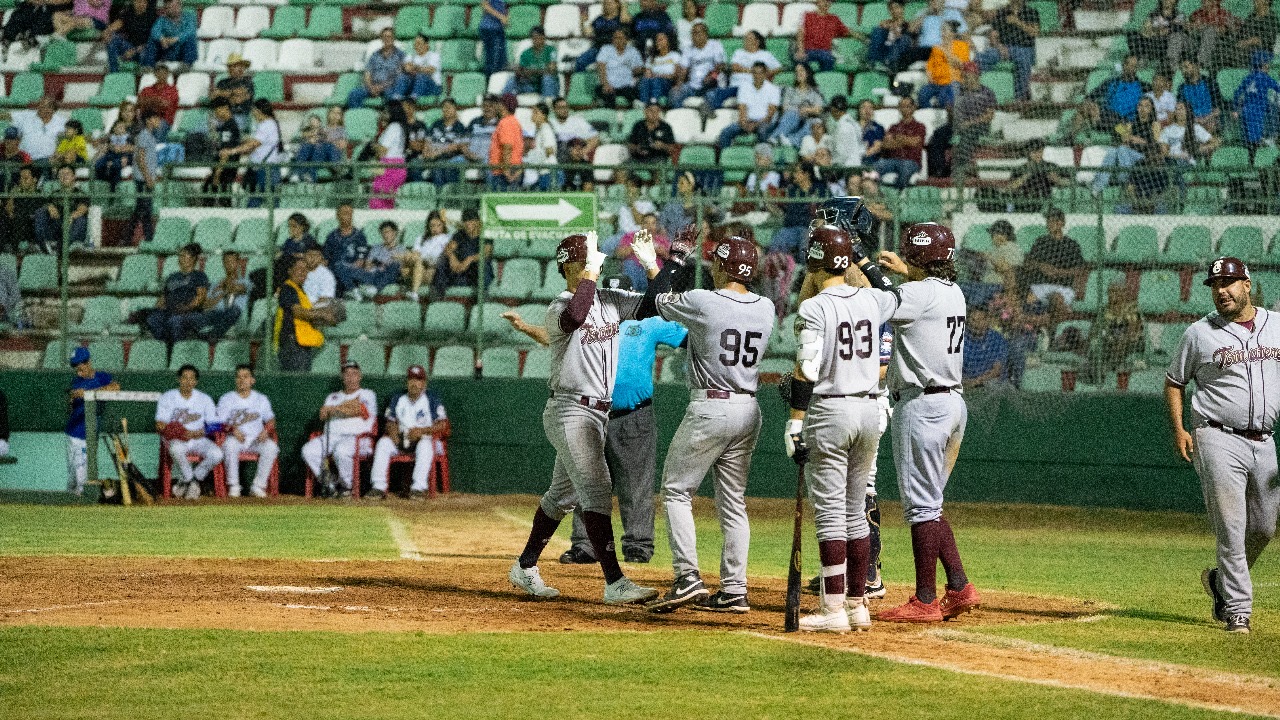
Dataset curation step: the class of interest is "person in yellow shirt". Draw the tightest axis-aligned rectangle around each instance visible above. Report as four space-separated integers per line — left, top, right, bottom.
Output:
918 21 971 108
54 119 89 168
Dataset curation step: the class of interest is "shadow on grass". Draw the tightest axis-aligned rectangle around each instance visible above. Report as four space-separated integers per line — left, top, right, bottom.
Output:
0 489 97 506
1107 607 1208 627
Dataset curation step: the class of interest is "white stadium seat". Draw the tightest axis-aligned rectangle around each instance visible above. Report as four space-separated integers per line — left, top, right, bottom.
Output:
197 5 234 39
241 38 279 70
778 3 815 36
592 143 628 182
275 38 316 72
230 6 271 40
664 108 702 145
544 4 582 40
195 38 242 71
1076 145 1109 185
1043 146 1077 168
734 3 780 37
176 72 211 107
697 108 736 144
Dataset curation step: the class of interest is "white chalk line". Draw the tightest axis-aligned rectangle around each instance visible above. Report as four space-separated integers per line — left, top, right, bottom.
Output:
385 513 425 560
3 600 129 614
746 632 1280 719
245 586 343 594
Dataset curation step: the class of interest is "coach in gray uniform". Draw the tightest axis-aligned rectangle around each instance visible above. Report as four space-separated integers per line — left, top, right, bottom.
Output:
1167 256 1280 635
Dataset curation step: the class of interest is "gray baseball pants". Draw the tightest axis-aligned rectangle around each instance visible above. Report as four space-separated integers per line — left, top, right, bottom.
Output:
568 403 658 559
538 397 615 520
891 389 967 524
803 396 881 542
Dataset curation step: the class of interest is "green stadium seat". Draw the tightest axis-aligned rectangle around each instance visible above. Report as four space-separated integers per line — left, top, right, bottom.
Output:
1014 224 1045 251
1028 1 1059 31
30 40 76 72
108 296 154 335
566 72 597 106
533 265 565 300
397 181 437 210
440 40 480 73
522 346 552 378
211 340 251 371
394 6 429 38
850 71 889 104
1137 270 1181 314
1254 145 1279 167
449 72 486 106
1163 224 1213 264
310 343 340 374
387 344 432 375
1109 226 1159 264
169 339 209 370
70 107 104 134
1182 272 1214 315
960 225 991 252
1155 322 1190 356
344 107 380 142
193 217 233 251
491 258 542 300
856 3 888 33
87 339 125 372
231 217 271 254
253 72 286 103
1184 185 1222 215
832 37 866 72
678 144 715 167
18 254 56 291
1211 145 1249 170
139 218 190 256
89 73 136 107
773 71 795 88
1073 269 1125 312
422 301 467 339
1267 230 1280 263
658 353 685 384
1217 68 1249 99
830 2 858 29
814 71 850 99
300 6 343 39
468 302 515 340
325 73 362 106
704 2 738 36
126 339 169 372
491 236 525 259
328 301 376 338
175 109 208 137
262 5 305 38
72 296 123 335
431 345 474 377
720 145 756 183
1218 225 1264 263
380 300 423 336
1021 365 1066 392
720 37 744 58
981 71 1016 104
345 339 387 376
1066 225 1103 263
768 313 798 358
898 186 942 224
107 255 158 293
1251 271 1280 300
44 342 77 369
506 5 542 38
0 73 42 107
425 5 467 39
480 346 520 377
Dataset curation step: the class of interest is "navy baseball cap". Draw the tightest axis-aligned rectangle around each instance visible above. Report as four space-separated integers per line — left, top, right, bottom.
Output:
4 127 19 140
70 346 90 366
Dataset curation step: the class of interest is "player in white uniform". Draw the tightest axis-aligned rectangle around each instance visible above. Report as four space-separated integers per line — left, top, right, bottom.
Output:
300 361 378 497
155 364 223 501
216 364 279 498
644 235 776 614
1166 257 1280 634
509 231 661 606
783 224 892 632
369 364 448 499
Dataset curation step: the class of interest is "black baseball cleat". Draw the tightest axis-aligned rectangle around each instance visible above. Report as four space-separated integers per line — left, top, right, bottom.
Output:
623 551 651 563
866 565 887 599
558 547 598 565
692 590 750 613
1202 567 1226 623
1225 613 1251 634
365 489 387 500
645 572 709 613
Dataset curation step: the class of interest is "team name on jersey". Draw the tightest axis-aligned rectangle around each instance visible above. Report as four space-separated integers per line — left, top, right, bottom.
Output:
580 321 620 346
1212 345 1280 369
166 408 204 425
224 409 260 425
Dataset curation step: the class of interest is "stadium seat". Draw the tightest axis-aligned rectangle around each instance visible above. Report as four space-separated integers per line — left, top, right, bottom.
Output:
778 3 816 35
961 225 991 252
491 258 542 300
432 345 474 377
440 39 480 73
230 6 271 39
241 298 271 339
832 37 866 72
345 338 388 376
591 142 628 182
856 2 889 33
1182 272 1214 315
274 39 316 72
664 107 702 145
394 6 429 39
169 340 210 371
231 217 271 253
850 71 889 104
735 2 780 36
1137 270 1181 314
387 344 432 376
1073 269 1125 312
251 71 285 102
1021 365 1066 393
449 72 487 106
175 109 209 136
703 2 738 37
1254 145 1279 168
196 38 241 72
325 73 362 106
814 71 850 99
506 5 542 38
768 313 798 358
111 297 156 335
328 301 376 338
379 300 424 336
468 302 515 340
44 342 78 369
543 4 580 39
721 145 756 183
422 301 467 339
87 339 125 372
198 5 234 38
533 264 566 299
70 107 104 134
1109 226 1159 264
31 39 77 71
211 340 251 371
981 71 1016 104
311 343 340 375
522 347 553 378
481 347 521 377
1216 68 1249 99
194 217 233 252
426 5 468 39
1029 0 1060 30
300 6 343 39
1217 225 1264 263
18 254 56 291
1066 225 1103 262
0 73 41 107
1163 224 1212 264
1210 145 1249 171
72 296 123 335
108 255 160 293
261 5 305 38
898 186 943 224
1014 224 1045 251
344 107 380 141
241 38 278 70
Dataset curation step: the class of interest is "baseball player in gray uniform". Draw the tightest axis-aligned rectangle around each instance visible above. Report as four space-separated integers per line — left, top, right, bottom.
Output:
783 224 891 632
1166 256 1280 634
644 235 776 614
509 231 662 606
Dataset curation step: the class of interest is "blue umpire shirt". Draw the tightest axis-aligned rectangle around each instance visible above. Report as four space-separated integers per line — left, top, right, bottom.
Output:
67 371 114 439
612 317 688 411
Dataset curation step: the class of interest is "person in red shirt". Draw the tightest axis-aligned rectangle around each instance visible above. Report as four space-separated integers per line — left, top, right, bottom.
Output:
137 64 179 140
793 0 850 72
487 94 523 190
0 127 32 190
1185 0 1237 68
872 96 926 189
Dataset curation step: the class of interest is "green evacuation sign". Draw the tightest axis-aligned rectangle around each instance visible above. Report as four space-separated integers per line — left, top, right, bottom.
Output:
482 193 597 243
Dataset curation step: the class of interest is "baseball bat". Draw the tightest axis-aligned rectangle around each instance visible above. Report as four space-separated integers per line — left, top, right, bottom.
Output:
785 461 805 632
117 420 132 506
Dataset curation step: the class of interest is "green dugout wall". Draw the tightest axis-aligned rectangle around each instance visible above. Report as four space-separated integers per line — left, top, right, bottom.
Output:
0 371 1203 513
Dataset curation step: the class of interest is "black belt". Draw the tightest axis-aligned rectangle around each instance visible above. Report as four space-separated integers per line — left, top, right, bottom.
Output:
705 389 755 399
890 386 955 402
1207 420 1272 442
550 392 611 413
609 398 652 419
816 392 879 400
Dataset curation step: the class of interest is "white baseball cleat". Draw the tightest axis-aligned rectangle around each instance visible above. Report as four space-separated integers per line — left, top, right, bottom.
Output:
846 596 872 631
185 481 202 500
249 486 269 498
228 485 242 498
800 601 852 633
509 562 560 599
603 577 659 605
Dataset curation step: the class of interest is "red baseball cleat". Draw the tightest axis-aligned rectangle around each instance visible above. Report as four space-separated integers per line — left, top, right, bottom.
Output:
940 583 981 620
876 596 943 623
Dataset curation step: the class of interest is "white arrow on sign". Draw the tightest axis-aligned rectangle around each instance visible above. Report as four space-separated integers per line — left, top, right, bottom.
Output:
494 198 583 226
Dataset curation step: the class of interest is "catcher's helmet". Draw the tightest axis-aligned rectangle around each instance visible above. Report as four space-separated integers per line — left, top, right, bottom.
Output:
806 224 856 274
1204 256 1250 286
555 234 588 276
713 236 758 284
899 222 956 268
814 196 875 240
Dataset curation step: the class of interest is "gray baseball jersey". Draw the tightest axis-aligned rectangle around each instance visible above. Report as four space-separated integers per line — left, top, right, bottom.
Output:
656 289 775 393
876 279 967 392
1167 309 1280 431
796 286 887 396
544 287 643 400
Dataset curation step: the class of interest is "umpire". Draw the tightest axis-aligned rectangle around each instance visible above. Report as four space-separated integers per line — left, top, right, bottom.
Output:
503 310 688 563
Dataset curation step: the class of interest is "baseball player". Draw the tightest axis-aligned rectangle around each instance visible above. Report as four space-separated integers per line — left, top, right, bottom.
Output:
1167 256 1280 634
300 360 377 497
66 347 119 495
783 224 891 632
369 364 448 500
216 364 278 498
845 214 981 623
644 234 776 614
508 231 662 605
155 364 223 501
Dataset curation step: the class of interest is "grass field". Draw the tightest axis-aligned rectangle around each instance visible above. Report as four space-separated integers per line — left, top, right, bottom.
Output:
1 495 1278 719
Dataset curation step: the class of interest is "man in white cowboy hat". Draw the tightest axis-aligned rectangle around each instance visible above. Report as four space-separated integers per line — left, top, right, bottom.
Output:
212 53 255 131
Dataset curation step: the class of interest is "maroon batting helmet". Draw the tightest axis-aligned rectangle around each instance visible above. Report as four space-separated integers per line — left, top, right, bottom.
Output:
806 224 856 274
1204 256 1250 286
555 234 588 276
900 222 956 268
713 236 758 284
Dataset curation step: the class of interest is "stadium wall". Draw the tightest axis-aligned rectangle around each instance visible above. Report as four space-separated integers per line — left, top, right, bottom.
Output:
0 371 1203 514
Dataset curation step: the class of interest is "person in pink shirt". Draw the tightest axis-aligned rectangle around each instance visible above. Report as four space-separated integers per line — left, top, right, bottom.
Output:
615 213 669 291
54 0 111 38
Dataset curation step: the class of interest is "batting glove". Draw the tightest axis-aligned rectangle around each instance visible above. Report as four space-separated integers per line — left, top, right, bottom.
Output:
784 418 808 465
630 229 659 273
670 224 697 266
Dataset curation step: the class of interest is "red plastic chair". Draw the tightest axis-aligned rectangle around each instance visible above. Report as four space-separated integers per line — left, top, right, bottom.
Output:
220 425 281 497
387 421 452 497
159 438 228 499
304 427 377 499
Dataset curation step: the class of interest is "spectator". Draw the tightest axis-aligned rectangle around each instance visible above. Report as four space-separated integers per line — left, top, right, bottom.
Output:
12 97 68 163
1 0 55 51
0 259 20 327
211 54 254 130
708 30 781 111
65 347 119 495
324 105 349 157
1177 59 1222 132
638 30 681 105
549 96 601 156
924 108 952 177
763 162 827 318
1128 0 1185 69
674 0 696 49
116 99 143 138
34 165 89 254
203 97 241 203
867 0 913 72
137 64 178 139
1083 282 1144 385
323 203 370 296
669 20 727 109
1020 207 1087 316
1091 95 1159 196
1187 0 1236 69
406 211 452 296
918 21 970 108
627 101 675 163
103 0 156 73
292 113 342 183
142 0 197 70
196 250 248 342
130 111 163 246
396 34 443 101
431 208 494 297
301 361 377 495
971 219 1022 301
616 212 669 290
658 171 699 238
427 98 472 187
147 242 208 343
1006 139 1069 212
1224 0 1276 69
561 137 595 192
216 365 279 499
978 0 1038 101
858 176 894 249
0 127 32 189
873 96 926 189
54 0 110 47
5 166 42 251
509 26 558 98
768 62 825 148
302 242 337 308
987 286 1045 387
607 173 655 252
905 0 967 64
229 99 283 208
370 101 409 209
402 98 430 182
363 220 408 293
798 121 833 165
1161 100 1220 171
953 63 995 175
716 61 780 149
273 212 313 290
347 28 405 109
1234 51 1280 160
746 144 781 194
52 119 88 169
1060 97 1109 145
369 364 448 500
961 305 1007 389
1146 72 1175 123
632 0 675 55
275 254 324 372
1092 54 1147 126
828 96 872 168
576 0 631 72
523 102 558 190
596 27 644 108
477 0 509 77
794 0 850 72
488 94 524 189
